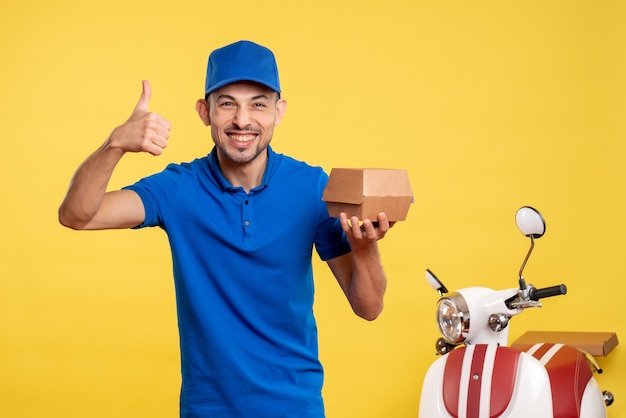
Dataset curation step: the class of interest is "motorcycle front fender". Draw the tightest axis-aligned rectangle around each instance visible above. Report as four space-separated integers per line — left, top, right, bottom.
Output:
419 345 553 418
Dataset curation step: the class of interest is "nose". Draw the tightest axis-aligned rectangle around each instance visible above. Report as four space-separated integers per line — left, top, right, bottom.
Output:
233 107 251 129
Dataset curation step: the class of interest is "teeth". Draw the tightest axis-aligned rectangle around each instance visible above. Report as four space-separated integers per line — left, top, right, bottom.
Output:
230 134 256 142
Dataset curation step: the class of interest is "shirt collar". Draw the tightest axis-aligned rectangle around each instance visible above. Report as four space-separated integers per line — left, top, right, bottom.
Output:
207 146 275 192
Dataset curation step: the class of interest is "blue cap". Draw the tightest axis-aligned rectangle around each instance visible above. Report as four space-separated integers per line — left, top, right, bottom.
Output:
204 40 281 96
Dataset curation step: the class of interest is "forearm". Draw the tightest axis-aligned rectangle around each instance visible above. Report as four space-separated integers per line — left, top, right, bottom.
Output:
347 245 387 320
58 141 124 229
331 213 392 320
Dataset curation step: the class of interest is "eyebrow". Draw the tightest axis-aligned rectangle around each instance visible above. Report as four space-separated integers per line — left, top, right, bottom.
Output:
215 94 271 101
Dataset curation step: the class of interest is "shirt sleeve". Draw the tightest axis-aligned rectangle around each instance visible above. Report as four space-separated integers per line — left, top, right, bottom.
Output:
122 163 184 229
313 170 352 261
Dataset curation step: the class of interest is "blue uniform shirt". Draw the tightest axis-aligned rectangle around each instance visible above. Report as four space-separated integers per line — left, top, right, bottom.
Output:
124 146 351 417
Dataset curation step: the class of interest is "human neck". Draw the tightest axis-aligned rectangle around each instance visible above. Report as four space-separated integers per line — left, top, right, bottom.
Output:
217 150 268 193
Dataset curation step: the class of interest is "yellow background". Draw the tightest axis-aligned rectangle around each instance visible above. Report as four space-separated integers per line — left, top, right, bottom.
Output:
2 0 624 416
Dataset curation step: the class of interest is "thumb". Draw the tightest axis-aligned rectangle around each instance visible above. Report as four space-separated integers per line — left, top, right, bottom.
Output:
132 79 152 115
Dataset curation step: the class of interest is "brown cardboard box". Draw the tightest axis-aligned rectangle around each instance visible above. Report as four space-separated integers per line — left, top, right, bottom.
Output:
322 168 413 221
511 331 619 357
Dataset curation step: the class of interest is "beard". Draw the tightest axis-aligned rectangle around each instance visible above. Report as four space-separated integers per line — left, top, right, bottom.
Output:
215 139 270 165
213 122 274 164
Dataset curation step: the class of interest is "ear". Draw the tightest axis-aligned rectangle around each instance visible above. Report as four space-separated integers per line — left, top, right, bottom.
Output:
196 99 211 126
274 98 287 126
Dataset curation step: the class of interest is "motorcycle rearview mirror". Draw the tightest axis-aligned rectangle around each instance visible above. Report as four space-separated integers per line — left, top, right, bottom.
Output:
426 269 448 295
515 206 546 291
516 206 546 238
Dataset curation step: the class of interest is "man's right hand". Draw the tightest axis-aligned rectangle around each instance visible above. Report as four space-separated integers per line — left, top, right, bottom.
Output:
59 80 170 230
108 80 172 156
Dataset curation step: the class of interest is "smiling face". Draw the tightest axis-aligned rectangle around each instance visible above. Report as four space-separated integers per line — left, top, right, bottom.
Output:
197 81 286 167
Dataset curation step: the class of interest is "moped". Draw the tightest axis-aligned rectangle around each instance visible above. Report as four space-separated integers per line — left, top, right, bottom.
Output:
418 206 615 418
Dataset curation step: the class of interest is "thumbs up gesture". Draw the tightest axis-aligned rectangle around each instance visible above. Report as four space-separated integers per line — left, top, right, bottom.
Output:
108 80 172 156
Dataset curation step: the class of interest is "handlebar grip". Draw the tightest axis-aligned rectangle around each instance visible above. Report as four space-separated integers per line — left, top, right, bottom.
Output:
530 284 567 301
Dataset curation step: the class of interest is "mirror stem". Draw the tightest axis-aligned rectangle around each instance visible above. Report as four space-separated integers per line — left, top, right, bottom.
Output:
518 235 535 290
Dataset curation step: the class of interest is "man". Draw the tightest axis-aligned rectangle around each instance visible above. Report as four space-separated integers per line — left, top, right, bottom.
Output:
59 40 393 417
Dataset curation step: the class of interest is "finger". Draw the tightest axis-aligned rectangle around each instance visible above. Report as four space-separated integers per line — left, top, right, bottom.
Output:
145 124 170 154
148 143 165 156
142 134 167 156
159 115 173 131
339 213 354 235
350 215 364 238
155 129 171 148
360 218 379 239
338 212 349 231
375 212 390 231
132 80 152 115
149 114 172 138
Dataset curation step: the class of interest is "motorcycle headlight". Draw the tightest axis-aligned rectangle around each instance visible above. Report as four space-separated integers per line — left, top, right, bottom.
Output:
436 292 470 344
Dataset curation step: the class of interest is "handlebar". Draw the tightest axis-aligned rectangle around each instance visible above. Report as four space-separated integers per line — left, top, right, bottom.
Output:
529 284 567 301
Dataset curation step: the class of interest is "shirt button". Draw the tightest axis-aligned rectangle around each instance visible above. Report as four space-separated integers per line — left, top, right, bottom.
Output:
244 221 250 226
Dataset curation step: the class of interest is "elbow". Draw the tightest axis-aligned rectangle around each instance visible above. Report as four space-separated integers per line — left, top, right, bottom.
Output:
58 212 79 230
58 206 88 230
347 284 386 321
354 302 384 321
